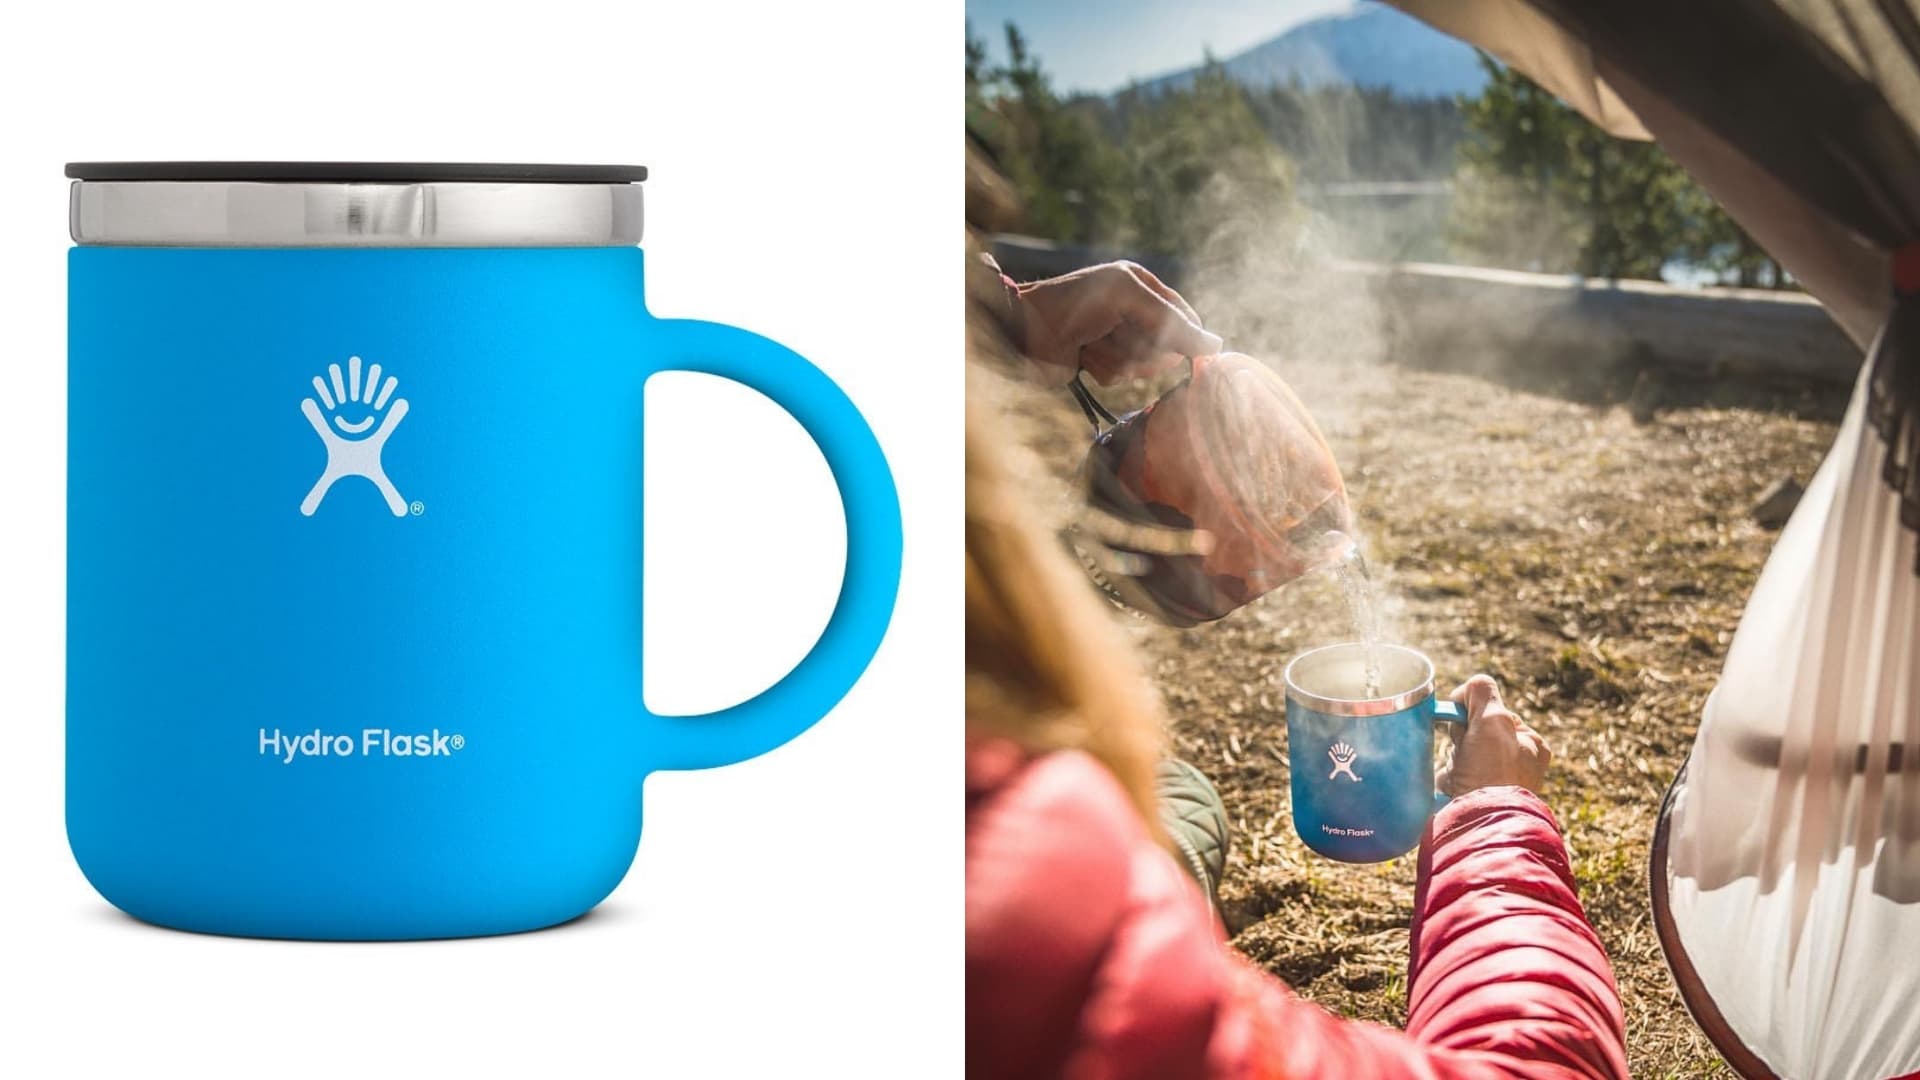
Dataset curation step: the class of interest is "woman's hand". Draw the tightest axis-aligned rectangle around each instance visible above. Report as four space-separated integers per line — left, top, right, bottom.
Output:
1437 674 1552 796
1013 261 1222 386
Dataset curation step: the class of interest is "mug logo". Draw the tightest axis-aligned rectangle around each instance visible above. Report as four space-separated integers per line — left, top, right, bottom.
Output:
300 356 410 517
1328 742 1362 782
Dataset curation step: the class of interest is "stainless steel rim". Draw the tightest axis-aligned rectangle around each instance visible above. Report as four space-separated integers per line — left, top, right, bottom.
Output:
1284 642 1435 717
70 180 644 248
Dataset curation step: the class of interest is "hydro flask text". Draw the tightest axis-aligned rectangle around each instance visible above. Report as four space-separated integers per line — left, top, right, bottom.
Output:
259 728 466 764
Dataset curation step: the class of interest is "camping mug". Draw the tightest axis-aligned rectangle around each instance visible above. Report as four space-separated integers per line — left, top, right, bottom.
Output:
1284 643 1466 862
65 163 902 940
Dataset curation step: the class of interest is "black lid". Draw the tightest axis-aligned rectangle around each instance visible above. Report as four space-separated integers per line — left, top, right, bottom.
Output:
64 162 647 183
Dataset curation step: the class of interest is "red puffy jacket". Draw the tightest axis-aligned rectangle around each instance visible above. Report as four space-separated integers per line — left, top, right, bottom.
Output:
966 740 1629 1080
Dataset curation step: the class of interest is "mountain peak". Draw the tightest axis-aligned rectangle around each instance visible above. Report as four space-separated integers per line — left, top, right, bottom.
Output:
1136 2 1486 99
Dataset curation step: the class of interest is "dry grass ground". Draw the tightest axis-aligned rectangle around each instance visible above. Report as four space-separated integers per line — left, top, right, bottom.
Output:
980 349 1842 1079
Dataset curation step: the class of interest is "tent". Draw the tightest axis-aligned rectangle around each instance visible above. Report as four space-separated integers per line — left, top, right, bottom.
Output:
1384 4 1920 1077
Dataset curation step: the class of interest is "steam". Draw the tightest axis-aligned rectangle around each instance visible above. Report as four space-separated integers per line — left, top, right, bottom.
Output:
1167 163 1412 653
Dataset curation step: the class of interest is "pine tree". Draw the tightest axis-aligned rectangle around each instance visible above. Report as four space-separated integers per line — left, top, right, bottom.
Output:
1452 54 1785 286
969 24 1128 245
1122 59 1294 260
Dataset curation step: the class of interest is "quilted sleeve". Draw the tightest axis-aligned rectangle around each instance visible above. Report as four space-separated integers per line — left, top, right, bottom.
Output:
1204 788 1629 1080
1402 786 1631 1080
968 748 1629 1080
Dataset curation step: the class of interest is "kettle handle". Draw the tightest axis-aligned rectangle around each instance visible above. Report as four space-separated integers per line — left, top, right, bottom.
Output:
641 320 902 772
1067 371 1121 433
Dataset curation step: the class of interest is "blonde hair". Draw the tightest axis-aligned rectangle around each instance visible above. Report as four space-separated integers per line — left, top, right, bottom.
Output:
965 380 1167 829
964 135 1167 829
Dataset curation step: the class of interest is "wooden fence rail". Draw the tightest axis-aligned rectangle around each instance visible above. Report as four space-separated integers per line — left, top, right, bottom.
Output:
988 235 1863 390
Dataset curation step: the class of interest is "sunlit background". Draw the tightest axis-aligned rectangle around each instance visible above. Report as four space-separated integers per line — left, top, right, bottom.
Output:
965 0 1355 93
966 7 1853 1076
965 0 1783 286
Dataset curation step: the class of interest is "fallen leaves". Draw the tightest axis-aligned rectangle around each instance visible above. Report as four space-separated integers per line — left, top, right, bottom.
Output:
984 349 1836 1078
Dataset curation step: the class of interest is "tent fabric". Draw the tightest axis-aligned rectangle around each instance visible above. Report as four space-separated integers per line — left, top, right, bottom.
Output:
1776 2 1920 150
1390 0 1915 343
1595 62 1892 349
1383 3 1920 1076
1389 0 1652 140
1660 358 1920 1079
1515 1 1920 247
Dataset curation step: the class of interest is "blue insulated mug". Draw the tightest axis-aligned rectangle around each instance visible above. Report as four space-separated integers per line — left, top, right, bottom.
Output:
65 163 903 940
1284 643 1466 863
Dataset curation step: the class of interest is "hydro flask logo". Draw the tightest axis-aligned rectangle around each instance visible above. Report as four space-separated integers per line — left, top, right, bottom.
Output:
300 355 411 517
1328 742 1362 782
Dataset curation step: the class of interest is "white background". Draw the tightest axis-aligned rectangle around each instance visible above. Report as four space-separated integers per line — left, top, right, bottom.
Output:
0 2 956 1076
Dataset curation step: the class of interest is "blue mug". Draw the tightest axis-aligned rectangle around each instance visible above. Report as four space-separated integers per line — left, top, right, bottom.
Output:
65 163 902 940
1285 643 1466 862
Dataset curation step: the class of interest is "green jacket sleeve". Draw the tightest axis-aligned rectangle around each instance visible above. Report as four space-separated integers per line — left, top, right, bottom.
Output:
1155 757 1230 915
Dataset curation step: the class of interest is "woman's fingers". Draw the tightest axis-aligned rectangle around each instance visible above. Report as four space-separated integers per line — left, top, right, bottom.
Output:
1012 261 1220 385
1123 261 1204 326
1444 674 1552 794
1079 322 1189 385
1105 269 1222 361
1450 673 1502 720
1517 726 1553 767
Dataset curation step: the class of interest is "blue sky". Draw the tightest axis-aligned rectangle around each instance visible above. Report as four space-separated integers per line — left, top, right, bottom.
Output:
967 0 1355 94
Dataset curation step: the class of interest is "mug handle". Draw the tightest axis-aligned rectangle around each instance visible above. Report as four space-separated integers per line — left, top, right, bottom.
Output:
1432 698 1470 809
641 319 902 771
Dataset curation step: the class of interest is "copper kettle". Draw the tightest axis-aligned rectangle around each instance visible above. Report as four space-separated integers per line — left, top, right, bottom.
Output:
1075 352 1352 626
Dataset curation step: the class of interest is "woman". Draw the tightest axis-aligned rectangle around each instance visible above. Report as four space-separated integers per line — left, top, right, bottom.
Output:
966 363 1631 1080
